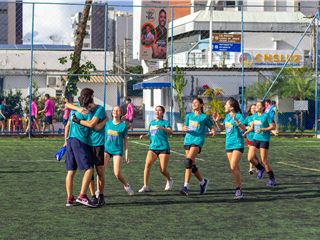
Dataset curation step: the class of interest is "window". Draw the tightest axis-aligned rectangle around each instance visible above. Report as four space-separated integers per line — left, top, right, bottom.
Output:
0 9 8 14
83 43 90 48
239 86 246 95
0 78 3 92
150 89 154 107
86 25 90 30
84 34 90 39
56 90 62 97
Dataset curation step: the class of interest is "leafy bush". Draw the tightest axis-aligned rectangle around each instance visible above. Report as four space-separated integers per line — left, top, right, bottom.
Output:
0 85 23 118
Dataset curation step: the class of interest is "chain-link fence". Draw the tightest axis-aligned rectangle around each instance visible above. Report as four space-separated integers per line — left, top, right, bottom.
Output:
0 1 319 135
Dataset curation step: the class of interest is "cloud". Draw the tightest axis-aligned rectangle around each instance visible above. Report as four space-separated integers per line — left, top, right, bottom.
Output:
23 1 85 45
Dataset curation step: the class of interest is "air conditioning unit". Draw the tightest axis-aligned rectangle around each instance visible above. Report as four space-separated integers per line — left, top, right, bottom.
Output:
46 76 62 87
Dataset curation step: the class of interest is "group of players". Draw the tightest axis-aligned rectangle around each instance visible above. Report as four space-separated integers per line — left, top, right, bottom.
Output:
64 87 276 207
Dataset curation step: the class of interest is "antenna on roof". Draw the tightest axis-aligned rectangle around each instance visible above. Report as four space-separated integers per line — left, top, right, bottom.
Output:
49 35 58 46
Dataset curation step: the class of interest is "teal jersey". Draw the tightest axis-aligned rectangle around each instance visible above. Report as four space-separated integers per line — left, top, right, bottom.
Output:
0 104 4 119
184 112 214 148
149 119 171 150
88 105 106 146
68 107 93 144
244 115 254 142
105 120 128 154
253 113 273 142
223 113 245 149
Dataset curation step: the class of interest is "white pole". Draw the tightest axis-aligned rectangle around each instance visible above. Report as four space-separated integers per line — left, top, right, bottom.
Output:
209 4 212 67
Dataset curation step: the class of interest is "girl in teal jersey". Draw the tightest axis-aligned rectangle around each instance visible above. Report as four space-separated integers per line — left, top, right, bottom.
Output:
138 106 174 193
246 101 276 187
179 97 216 196
243 104 261 174
95 105 134 196
213 98 247 200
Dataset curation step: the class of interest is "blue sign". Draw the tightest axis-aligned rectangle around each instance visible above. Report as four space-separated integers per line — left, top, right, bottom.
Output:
212 42 241 52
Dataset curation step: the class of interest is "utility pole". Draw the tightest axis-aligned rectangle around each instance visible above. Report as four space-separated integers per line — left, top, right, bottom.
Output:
120 51 123 97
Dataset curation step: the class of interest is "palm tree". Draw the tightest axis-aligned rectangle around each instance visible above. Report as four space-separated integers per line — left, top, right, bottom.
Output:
279 66 315 129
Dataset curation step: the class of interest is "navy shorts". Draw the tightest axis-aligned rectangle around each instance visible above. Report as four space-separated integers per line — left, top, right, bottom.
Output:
150 149 170 156
89 145 104 166
65 138 93 171
125 119 133 123
251 139 270 150
226 148 244 154
184 144 201 154
105 151 122 158
63 119 68 126
45 116 53 125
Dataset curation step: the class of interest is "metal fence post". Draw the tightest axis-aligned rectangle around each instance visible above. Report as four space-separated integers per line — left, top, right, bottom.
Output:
170 6 174 129
315 12 319 137
28 3 35 138
103 3 108 109
241 6 244 113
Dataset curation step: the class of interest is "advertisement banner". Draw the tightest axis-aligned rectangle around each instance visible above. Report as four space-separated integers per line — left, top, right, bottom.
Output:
140 1 169 60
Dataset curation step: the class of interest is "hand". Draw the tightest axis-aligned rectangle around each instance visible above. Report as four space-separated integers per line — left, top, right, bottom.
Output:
242 132 247 137
140 135 144 139
155 125 163 130
3 116 6 120
182 126 188 132
210 129 216 137
256 128 263 134
78 107 88 115
126 156 129 164
121 116 125 120
212 112 219 121
229 111 236 120
63 141 67 147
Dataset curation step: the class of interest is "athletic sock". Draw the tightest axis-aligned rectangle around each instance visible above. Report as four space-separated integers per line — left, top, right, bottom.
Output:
267 170 275 180
184 182 189 189
67 196 74 200
255 163 264 170
199 179 205 185
80 193 87 198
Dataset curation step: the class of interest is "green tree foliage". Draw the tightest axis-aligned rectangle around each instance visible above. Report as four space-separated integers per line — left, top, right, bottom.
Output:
172 66 187 123
203 88 226 119
0 85 23 117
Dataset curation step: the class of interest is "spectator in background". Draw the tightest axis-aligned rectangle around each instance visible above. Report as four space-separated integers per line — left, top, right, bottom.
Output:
0 98 6 132
63 97 71 132
269 101 278 136
264 99 271 114
38 94 55 133
25 95 40 132
122 98 134 131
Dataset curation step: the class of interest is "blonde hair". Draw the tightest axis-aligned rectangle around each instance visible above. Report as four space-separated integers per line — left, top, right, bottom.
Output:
111 105 123 118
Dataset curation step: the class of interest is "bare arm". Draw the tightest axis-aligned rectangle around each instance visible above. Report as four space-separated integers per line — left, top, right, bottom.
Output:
243 123 254 137
79 116 99 128
93 113 109 131
0 109 5 119
155 126 173 135
65 103 88 115
140 133 149 139
124 136 129 164
64 121 70 146
256 122 275 134
38 106 47 113
208 126 216 137
212 112 224 131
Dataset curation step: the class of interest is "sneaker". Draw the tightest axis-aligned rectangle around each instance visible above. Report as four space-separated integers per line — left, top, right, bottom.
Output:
234 189 243 200
125 184 134 196
138 185 150 193
90 195 98 205
66 196 79 207
248 168 255 175
179 186 188 196
98 194 106 206
257 167 266 179
164 178 173 191
76 195 98 208
95 190 100 198
200 178 209 195
266 178 276 187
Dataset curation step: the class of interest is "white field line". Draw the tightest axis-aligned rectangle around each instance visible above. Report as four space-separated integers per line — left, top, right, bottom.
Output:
131 141 205 161
278 162 320 172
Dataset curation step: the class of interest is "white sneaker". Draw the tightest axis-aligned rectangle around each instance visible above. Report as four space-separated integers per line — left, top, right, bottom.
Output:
124 184 134 196
248 168 255 175
138 185 150 193
164 178 173 191
95 190 100 198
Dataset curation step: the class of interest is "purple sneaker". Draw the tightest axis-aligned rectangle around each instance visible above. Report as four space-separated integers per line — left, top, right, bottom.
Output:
257 167 266 179
266 178 276 186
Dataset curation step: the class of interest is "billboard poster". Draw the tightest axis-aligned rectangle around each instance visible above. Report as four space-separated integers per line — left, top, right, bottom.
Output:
140 1 169 60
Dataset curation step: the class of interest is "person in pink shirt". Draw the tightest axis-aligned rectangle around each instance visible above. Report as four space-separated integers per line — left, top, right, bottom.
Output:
121 98 134 131
264 99 271 113
63 97 71 131
38 94 55 132
25 95 40 132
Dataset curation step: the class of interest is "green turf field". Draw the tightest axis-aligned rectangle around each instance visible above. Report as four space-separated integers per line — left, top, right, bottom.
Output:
0 137 320 239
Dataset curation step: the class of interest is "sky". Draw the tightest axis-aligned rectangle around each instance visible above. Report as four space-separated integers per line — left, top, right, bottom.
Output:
22 0 133 45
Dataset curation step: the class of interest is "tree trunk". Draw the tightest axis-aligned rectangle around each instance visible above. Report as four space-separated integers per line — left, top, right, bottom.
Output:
300 111 304 129
295 111 299 131
65 0 92 102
